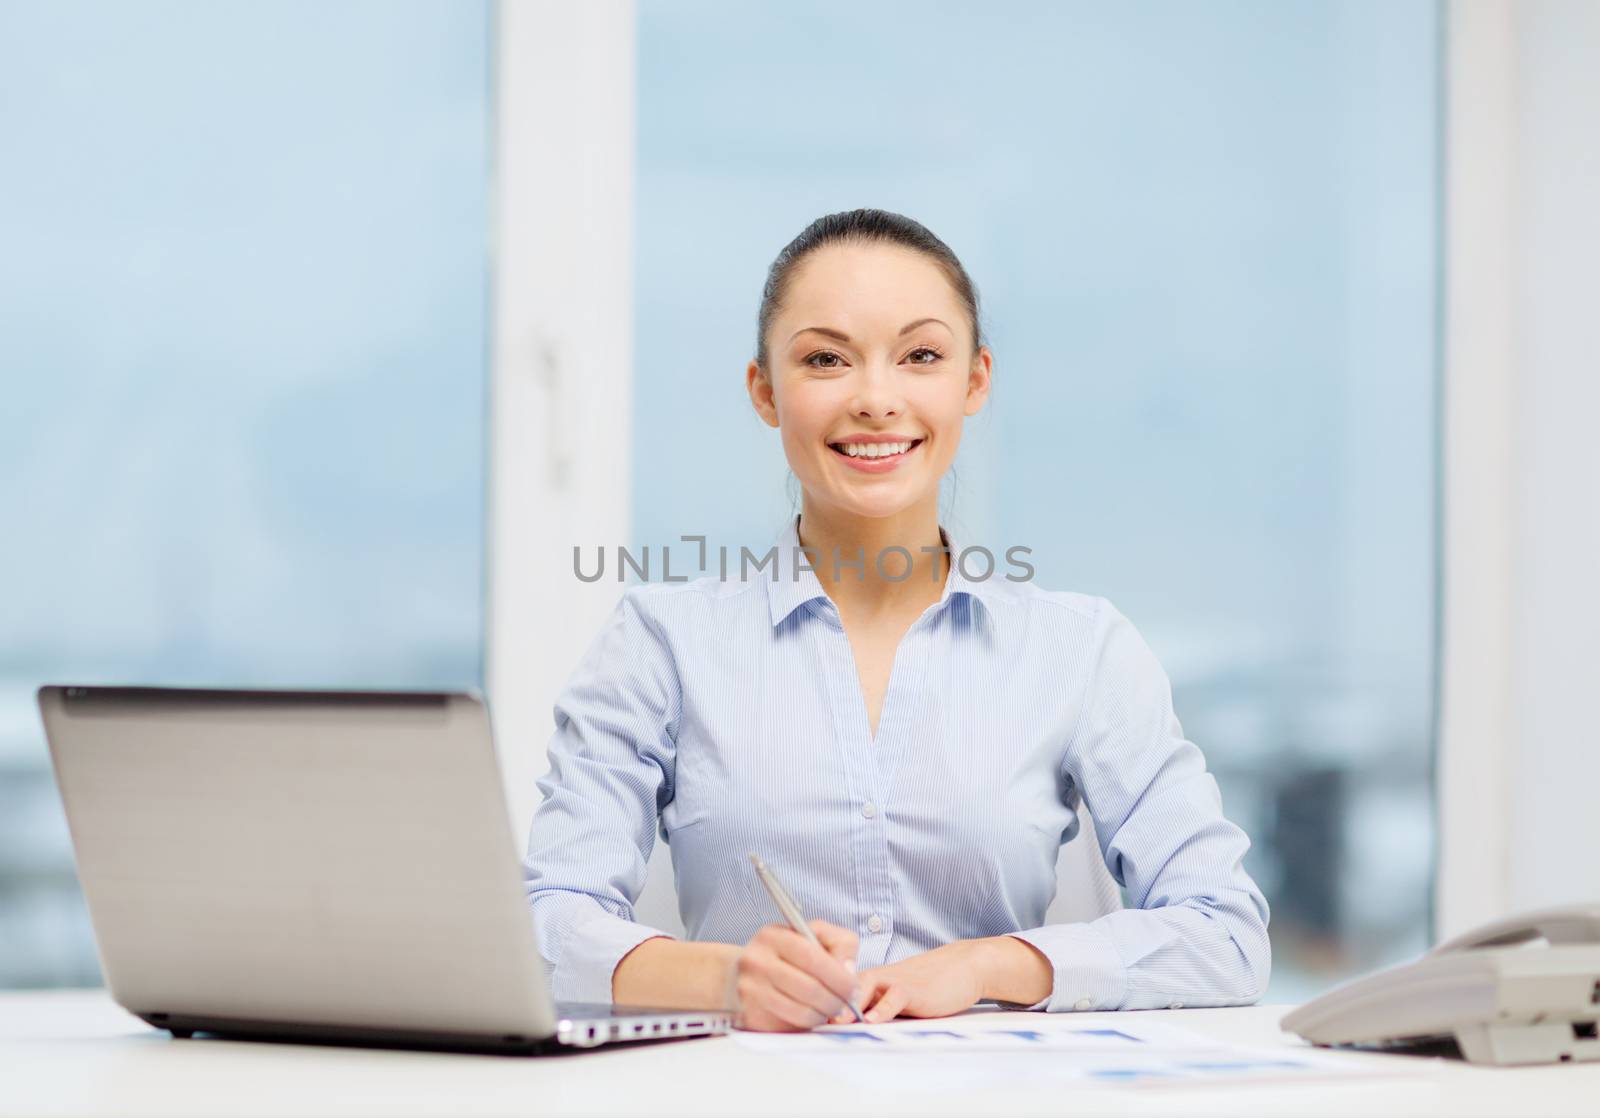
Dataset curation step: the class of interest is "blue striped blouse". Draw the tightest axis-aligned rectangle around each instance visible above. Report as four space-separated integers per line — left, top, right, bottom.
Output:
522 513 1270 1011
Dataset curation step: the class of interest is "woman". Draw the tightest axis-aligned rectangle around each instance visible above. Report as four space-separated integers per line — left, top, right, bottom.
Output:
523 208 1270 1032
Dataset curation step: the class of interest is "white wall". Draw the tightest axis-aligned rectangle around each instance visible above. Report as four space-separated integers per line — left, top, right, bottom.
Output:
1439 0 1600 937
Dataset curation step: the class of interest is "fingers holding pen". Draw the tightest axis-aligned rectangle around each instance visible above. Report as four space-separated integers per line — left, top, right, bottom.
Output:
763 956 847 1020
735 968 828 1031
740 854 863 1030
777 923 859 1006
734 923 862 1031
809 919 860 970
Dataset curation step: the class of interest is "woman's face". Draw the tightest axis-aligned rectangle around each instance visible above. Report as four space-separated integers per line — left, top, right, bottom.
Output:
748 241 992 522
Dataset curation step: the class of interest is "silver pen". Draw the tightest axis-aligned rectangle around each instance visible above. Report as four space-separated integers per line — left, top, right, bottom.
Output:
748 853 867 1023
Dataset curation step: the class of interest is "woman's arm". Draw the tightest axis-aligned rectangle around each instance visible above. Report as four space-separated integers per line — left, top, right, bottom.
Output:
523 586 684 1005
847 597 1270 1021
612 937 738 1007
839 935 1053 1023
615 920 861 1031
524 586 859 1028
1005 596 1271 1012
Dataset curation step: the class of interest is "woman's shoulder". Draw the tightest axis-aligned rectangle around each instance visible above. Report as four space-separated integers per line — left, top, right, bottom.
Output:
977 575 1111 631
980 582 1163 670
999 583 1176 697
613 571 767 628
619 570 766 604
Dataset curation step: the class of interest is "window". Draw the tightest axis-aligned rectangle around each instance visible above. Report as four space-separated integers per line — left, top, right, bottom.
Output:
0 0 490 986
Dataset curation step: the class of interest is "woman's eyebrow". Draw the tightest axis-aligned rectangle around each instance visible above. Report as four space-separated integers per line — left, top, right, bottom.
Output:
789 317 951 345
790 325 852 344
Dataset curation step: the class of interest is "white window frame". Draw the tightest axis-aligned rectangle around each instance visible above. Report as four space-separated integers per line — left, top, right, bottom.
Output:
487 0 638 840
1437 0 1517 939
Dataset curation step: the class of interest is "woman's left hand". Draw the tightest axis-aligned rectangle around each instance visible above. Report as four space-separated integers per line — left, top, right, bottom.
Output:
835 940 988 1024
832 935 1055 1024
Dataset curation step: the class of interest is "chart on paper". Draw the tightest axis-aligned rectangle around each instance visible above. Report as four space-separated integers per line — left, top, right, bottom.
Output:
733 1016 1210 1052
731 1014 1410 1090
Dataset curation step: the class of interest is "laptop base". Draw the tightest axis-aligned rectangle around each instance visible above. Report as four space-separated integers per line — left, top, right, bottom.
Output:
137 1005 730 1056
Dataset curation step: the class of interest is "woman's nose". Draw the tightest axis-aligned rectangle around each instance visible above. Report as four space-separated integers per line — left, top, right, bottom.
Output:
849 361 904 418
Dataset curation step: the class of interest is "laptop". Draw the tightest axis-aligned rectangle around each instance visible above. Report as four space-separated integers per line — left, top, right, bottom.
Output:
36 685 732 1052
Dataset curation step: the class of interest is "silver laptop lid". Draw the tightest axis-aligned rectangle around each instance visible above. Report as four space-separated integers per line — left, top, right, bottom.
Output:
37 686 557 1040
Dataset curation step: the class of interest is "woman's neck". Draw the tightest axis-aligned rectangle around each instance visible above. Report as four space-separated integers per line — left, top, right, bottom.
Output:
795 498 949 619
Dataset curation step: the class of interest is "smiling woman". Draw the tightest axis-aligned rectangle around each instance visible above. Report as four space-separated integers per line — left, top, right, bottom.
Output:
521 208 1271 1032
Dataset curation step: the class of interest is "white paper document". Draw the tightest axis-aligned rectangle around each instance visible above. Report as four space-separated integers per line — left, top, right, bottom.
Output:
731 1014 1404 1090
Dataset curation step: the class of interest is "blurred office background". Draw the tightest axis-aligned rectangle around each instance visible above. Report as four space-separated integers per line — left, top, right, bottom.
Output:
4 0 1596 1004
0 0 491 985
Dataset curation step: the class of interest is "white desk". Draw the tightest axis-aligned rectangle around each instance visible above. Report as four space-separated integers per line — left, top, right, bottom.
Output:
2 990 1596 1117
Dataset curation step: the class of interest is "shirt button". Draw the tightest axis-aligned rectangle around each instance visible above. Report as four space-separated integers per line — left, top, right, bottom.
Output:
1074 997 1093 1011
861 801 877 819
1169 1001 1184 1010
866 915 884 933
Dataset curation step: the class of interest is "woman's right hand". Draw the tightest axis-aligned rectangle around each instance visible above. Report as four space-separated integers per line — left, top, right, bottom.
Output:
727 919 861 1031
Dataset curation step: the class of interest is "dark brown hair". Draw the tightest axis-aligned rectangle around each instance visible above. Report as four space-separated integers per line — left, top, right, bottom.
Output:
754 208 984 369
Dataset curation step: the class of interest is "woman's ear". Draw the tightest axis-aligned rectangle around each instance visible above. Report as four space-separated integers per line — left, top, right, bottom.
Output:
964 346 993 416
747 360 780 428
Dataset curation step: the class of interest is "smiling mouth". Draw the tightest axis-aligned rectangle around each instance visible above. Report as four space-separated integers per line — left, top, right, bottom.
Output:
828 438 924 462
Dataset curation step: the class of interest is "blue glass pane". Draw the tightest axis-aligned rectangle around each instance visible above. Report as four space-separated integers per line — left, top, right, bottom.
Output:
635 0 1438 998
0 0 490 986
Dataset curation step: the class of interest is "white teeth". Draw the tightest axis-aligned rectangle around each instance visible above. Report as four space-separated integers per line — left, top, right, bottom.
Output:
839 440 913 458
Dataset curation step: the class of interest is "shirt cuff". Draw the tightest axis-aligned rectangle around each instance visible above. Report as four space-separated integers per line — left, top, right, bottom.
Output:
550 910 675 1005
1006 921 1129 1012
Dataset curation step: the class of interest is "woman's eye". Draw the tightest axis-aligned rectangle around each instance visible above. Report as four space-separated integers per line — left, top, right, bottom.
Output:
905 347 942 365
805 351 845 369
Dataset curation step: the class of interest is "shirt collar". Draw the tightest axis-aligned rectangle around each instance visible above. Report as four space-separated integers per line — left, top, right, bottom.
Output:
762 513 1000 633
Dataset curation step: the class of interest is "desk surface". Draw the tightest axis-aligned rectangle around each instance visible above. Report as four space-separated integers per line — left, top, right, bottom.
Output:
2 990 1597 1117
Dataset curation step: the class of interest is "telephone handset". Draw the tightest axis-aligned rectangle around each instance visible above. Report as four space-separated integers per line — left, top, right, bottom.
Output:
1430 905 1600 954
1283 903 1600 1066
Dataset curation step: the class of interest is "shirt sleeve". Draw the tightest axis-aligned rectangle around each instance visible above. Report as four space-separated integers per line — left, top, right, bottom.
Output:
1008 597 1272 1012
521 585 681 1004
